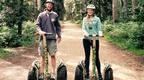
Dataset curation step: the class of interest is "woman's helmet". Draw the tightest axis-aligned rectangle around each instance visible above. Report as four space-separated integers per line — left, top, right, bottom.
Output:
45 0 55 4
86 4 96 9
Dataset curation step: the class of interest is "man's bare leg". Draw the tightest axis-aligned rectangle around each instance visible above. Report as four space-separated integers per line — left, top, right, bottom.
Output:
40 56 45 74
51 55 56 78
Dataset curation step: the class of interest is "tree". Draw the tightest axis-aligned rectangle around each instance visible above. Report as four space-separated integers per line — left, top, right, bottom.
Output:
112 0 118 22
122 0 128 19
69 0 112 21
54 0 65 20
3 0 33 36
37 0 41 11
34 0 65 20
132 0 137 15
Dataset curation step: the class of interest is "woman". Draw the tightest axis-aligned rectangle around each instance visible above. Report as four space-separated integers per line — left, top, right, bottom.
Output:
82 4 103 80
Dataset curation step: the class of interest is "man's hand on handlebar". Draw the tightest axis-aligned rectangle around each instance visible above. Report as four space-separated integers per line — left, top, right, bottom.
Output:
57 37 61 43
38 30 46 35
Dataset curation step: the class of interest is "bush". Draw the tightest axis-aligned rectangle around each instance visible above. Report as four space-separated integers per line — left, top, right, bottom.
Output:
0 21 36 47
21 21 36 47
0 48 11 58
0 26 22 47
103 21 144 49
135 6 144 22
7 27 22 47
128 23 144 48
0 26 10 47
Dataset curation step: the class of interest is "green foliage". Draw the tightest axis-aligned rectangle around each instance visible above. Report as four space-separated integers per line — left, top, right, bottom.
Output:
104 21 144 49
3 0 26 27
104 21 144 55
21 21 36 47
7 28 22 47
129 48 144 56
1 0 38 36
64 0 75 20
39 0 65 20
0 26 10 47
0 48 11 59
0 26 21 47
0 1 3 11
139 0 144 6
54 0 65 20
128 23 144 48
135 6 144 22
73 0 84 20
65 0 112 21
0 21 36 48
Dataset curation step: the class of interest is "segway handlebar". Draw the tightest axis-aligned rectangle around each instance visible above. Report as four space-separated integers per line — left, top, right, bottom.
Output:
84 35 99 40
40 33 53 48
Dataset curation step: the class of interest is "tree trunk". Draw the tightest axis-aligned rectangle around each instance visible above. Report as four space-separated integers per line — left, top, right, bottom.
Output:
37 0 41 11
17 0 24 36
112 0 118 22
132 0 137 15
18 22 22 36
98 0 101 18
123 0 128 19
35 0 37 7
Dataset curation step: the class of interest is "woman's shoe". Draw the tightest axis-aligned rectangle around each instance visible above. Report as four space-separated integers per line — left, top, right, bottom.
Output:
98 74 103 80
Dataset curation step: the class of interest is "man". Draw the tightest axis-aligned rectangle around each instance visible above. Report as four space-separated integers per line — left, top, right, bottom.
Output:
36 0 61 79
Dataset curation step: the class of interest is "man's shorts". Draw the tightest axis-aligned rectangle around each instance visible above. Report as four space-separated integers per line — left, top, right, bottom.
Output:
38 39 57 56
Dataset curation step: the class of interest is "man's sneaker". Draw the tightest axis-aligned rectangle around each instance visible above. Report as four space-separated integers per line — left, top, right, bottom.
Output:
85 78 90 80
39 73 44 80
85 74 90 80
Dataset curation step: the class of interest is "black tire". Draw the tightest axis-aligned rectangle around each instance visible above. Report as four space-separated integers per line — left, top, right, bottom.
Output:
104 65 113 80
27 67 38 80
74 64 84 80
57 63 67 80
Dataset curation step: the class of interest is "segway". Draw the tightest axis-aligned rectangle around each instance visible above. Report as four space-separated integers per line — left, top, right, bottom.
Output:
74 35 98 80
28 33 67 80
74 35 113 80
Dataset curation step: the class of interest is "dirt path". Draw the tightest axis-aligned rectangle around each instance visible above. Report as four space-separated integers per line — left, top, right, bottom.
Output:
0 22 144 80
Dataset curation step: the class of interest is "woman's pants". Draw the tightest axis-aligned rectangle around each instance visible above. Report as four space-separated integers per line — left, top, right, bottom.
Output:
83 38 101 77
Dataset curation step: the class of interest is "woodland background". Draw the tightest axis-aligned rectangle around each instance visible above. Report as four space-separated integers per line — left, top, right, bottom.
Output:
0 0 144 57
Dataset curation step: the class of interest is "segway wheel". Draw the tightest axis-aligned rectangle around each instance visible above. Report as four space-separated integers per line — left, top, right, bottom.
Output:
104 65 113 80
74 64 84 80
57 63 67 80
27 60 40 80
27 67 38 80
